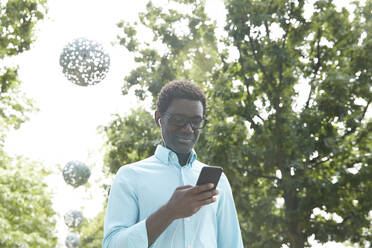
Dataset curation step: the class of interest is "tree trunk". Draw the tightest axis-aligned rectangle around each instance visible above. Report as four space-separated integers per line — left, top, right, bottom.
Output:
284 182 306 248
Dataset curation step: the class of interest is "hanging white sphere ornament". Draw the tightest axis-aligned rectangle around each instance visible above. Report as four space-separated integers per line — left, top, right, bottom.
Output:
59 37 110 86
64 210 84 228
65 233 80 248
62 160 91 187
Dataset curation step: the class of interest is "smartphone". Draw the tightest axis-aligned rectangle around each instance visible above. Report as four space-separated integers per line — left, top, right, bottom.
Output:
196 166 223 190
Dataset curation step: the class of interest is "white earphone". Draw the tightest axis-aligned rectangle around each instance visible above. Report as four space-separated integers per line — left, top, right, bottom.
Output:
158 118 167 148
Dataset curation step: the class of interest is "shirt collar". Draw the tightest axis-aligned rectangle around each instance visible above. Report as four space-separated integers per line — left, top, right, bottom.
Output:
154 145 197 167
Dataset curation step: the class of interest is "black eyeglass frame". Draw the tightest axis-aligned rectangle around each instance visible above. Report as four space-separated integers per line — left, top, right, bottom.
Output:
162 112 207 130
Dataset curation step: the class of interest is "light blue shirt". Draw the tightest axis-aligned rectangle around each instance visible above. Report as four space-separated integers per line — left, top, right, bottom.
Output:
103 145 244 248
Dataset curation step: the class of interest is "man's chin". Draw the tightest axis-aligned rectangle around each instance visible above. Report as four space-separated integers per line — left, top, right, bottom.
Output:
170 143 194 155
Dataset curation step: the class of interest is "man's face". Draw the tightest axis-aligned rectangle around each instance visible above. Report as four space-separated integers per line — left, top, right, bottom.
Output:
159 99 204 155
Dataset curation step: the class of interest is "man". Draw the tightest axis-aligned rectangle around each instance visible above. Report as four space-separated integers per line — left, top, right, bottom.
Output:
103 80 243 248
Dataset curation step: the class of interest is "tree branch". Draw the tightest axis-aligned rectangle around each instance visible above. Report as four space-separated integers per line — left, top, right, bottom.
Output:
250 170 281 181
310 155 330 168
343 99 371 139
305 28 322 110
256 114 265 122
241 77 266 129
245 25 275 89
277 4 293 91
278 51 284 89
264 20 271 40
281 0 295 49
309 150 365 169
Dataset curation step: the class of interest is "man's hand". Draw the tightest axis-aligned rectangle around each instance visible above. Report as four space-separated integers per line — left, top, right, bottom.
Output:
146 184 219 246
165 184 219 220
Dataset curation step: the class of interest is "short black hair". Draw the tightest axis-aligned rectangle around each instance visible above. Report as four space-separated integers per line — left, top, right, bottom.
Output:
156 80 206 116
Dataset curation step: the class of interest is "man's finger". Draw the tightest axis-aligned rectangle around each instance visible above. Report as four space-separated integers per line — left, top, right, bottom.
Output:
191 185 201 194
192 183 214 194
196 189 219 201
199 196 217 206
176 185 193 190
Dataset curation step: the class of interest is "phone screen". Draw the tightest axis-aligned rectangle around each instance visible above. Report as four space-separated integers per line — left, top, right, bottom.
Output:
196 166 223 190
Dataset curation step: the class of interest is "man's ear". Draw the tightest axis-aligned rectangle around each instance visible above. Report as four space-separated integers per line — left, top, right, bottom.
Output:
154 111 161 127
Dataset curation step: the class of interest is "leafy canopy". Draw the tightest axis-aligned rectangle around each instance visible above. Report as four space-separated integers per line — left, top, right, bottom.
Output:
0 1 58 247
0 0 47 143
0 153 58 247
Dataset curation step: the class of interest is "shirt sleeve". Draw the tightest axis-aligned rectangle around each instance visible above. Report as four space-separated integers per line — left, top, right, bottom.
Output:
217 173 244 248
102 166 149 248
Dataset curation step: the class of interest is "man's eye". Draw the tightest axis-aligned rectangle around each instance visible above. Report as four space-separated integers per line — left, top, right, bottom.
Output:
172 116 185 123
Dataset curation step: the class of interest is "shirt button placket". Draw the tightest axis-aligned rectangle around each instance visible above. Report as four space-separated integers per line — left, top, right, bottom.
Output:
181 166 193 248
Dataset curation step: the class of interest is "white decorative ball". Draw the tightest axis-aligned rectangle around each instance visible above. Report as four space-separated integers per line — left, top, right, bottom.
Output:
64 210 84 228
65 233 80 248
62 160 91 188
59 37 110 86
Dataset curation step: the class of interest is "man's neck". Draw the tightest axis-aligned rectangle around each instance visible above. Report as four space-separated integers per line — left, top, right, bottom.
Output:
176 152 191 166
163 143 192 166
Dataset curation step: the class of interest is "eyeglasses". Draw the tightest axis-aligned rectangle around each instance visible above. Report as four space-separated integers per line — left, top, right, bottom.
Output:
162 112 207 130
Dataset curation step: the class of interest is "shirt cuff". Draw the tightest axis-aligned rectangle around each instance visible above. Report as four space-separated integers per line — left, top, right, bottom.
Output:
126 219 148 247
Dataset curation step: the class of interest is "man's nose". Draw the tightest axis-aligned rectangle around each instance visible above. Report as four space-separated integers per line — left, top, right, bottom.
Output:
181 121 194 133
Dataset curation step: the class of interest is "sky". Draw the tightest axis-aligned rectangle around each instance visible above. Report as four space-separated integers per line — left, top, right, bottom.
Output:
3 0 363 247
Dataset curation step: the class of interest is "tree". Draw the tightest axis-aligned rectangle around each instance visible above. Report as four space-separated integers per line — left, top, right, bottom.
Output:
216 0 371 247
0 1 58 247
79 210 105 248
102 0 372 247
0 67 35 144
0 0 47 143
0 153 58 247
101 108 161 174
